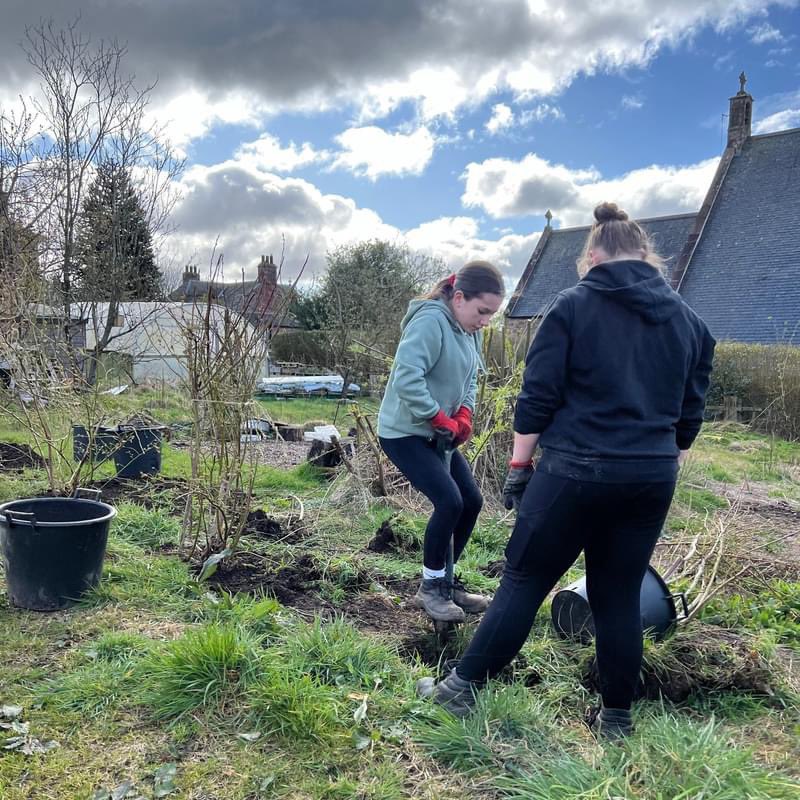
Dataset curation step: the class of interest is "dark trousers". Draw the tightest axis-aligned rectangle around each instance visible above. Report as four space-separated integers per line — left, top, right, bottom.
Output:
379 435 483 570
457 471 675 709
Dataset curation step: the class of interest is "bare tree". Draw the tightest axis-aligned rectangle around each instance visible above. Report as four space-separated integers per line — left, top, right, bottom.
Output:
174 247 305 572
19 18 182 379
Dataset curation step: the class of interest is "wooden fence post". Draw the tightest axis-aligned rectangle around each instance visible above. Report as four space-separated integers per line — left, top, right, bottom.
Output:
723 395 740 422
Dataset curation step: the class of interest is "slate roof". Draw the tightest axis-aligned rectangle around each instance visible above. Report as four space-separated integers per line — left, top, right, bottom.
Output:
678 128 800 344
169 278 298 328
506 212 697 318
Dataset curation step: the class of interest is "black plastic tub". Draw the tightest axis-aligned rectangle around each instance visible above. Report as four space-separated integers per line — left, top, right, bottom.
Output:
113 426 164 478
0 491 116 611
550 565 688 644
72 425 121 463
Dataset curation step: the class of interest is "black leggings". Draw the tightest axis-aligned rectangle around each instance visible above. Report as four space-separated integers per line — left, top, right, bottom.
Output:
379 435 483 570
457 471 675 709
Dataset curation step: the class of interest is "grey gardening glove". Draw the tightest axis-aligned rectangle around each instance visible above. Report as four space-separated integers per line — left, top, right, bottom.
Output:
503 463 534 510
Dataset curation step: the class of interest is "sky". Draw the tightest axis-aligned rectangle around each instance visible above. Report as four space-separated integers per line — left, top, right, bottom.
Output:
1 1 799 287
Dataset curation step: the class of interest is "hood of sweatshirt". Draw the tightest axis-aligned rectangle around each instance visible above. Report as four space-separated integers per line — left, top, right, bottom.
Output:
579 260 682 324
401 298 464 334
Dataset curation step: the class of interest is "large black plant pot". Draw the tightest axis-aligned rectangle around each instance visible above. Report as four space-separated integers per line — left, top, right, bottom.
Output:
0 491 116 611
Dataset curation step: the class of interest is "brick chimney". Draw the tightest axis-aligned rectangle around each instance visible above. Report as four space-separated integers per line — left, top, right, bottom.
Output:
256 254 278 313
181 263 199 283
727 71 753 150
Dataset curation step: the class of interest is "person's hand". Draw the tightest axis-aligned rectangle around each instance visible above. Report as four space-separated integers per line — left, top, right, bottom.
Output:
503 460 534 510
452 406 473 446
430 410 459 438
678 449 690 467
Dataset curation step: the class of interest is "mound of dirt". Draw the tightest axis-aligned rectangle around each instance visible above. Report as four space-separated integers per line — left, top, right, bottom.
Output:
207 551 322 603
367 520 419 554
582 624 778 702
245 509 284 539
483 558 506 577
0 442 46 472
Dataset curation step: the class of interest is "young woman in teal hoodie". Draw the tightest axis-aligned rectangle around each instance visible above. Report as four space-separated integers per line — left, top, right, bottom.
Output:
378 261 505 622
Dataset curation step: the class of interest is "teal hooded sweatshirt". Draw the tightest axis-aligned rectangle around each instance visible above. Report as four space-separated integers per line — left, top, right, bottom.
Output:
378 298 482 439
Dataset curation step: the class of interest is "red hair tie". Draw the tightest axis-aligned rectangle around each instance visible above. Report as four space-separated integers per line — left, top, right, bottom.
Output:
447 273 457 287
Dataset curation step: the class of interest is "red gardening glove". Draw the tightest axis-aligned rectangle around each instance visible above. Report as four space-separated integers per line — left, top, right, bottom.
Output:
452 406 473 445
430 410 459 438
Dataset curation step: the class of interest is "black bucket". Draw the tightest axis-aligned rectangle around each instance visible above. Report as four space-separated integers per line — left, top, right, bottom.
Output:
551 565 688 644
113 426 163 478
0 490 116 611
72 425 121 463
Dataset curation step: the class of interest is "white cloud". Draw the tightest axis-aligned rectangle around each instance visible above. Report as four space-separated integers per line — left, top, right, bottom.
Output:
519 103 565 124
461 152 719 225
748 22 784 44
1 0 789 138
146 88 271 154
331 125 436 179
163 159 540 285
235 134 329 173
621 94 645 110
753 108 800 133
486 103 515 135
404 216 540 280
461 154 599 219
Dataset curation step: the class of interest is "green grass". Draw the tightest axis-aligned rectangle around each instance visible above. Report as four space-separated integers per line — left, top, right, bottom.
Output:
112 502 181 549
142 623 264 720
2 410 800 799
282 616 404 689
255 396 379 425
699 581 800 648
245 660 343 744
251 461 325 494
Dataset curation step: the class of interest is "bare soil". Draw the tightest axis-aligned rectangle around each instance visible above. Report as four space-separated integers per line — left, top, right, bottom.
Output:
367 520 420 554
0 442 46 472
87 476 190 514
205 551 451 664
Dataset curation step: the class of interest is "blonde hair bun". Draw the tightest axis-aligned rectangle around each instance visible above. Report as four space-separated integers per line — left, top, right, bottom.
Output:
594 202 629 223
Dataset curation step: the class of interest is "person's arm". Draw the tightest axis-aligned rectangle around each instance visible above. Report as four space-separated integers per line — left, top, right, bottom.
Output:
462 331 481 412
514 293 572 435
511 432 540 465
675 328 716 454
390 315 444 421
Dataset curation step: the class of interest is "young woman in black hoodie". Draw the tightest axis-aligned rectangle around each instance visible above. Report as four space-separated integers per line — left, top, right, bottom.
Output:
419 202 716 739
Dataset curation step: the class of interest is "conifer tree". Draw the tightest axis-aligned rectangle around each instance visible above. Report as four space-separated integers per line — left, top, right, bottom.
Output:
76 161 161 300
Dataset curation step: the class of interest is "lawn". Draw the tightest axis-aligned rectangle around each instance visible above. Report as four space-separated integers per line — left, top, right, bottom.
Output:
0 394 798 800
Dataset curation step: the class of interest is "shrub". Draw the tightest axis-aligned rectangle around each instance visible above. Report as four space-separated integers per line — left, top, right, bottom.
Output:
708 342 800 439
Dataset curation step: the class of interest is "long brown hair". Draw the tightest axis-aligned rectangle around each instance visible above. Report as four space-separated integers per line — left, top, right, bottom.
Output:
423 260 505 301
577 202 665 277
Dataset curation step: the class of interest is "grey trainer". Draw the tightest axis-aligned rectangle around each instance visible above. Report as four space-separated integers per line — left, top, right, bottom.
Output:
452 577 492 614
587 705 633 741
413 578 465 623
416 667 479 717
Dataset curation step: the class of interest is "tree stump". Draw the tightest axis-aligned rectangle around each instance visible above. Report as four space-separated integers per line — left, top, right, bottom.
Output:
274 422 304 442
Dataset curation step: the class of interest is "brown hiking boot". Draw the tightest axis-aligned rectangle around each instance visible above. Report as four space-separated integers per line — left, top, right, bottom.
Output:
413 578 465 623
452 577 492 614
416 667 479 717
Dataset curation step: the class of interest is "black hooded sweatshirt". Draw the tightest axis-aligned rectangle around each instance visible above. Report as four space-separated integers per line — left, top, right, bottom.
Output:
515 260 716 483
